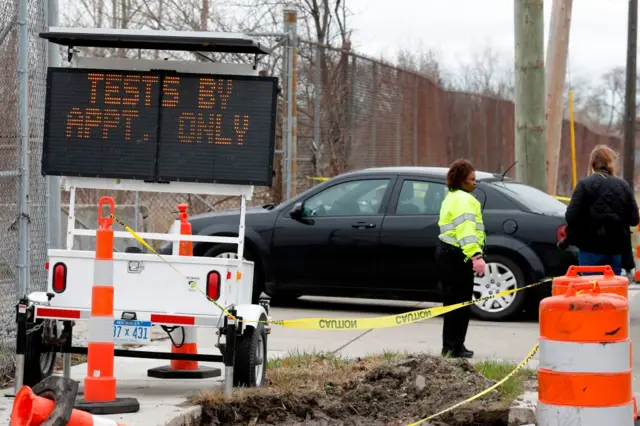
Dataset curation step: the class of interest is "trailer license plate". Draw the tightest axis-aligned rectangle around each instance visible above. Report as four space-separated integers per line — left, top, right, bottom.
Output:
113 320 151 344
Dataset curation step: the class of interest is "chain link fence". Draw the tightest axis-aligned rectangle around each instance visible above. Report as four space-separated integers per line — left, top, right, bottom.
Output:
0 0 20 384
295 41 623 197
0 0 49 384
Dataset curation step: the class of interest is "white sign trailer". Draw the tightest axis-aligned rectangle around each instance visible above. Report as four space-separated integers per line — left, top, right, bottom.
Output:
14 27 275 401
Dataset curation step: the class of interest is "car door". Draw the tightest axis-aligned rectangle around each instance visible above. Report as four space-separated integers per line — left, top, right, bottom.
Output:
271 176 394 291
378 177 449 295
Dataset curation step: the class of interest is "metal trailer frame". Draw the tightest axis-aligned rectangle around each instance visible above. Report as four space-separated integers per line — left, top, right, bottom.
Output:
13 27 277 398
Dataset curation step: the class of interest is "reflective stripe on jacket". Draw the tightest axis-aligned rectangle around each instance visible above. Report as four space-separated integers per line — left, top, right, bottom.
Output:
438 189 485 260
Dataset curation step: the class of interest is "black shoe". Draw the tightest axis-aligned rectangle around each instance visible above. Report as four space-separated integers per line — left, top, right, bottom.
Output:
452 349 474 358
441 347 474 359
461 345 474 357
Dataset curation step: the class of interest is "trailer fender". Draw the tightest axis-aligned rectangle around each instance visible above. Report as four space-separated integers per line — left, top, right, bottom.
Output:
234 304 268 334
27 292 50 305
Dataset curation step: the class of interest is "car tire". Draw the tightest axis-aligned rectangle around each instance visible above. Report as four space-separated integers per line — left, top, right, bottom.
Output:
23 319 57 387
203 244 264 304
470 254 527 321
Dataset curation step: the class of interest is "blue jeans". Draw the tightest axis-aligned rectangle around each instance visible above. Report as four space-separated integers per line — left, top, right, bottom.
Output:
578 250 622 276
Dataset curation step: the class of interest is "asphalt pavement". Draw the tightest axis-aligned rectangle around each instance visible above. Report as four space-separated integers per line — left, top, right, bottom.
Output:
1 291 639 425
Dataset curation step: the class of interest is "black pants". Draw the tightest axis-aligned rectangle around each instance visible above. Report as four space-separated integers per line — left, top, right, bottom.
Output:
435 240 475 351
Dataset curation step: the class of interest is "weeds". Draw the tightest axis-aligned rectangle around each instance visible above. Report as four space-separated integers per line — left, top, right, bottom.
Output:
473 359 536 404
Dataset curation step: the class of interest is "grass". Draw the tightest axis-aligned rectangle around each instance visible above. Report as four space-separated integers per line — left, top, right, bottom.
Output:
192 349 408 405
473 360 536 404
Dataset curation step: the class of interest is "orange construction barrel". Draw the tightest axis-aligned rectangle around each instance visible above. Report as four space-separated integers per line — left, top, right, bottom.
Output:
537 281 633 425
552 265 629 300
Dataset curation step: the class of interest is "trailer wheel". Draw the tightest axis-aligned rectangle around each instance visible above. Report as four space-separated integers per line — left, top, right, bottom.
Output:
23 319 57 387
233 320 267 388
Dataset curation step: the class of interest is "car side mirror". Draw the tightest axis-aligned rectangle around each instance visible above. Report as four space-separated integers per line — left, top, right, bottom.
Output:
289 202 304 220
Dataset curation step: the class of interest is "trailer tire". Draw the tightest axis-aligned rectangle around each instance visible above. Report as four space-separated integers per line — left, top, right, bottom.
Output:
23 319 57 387
233 320 267 388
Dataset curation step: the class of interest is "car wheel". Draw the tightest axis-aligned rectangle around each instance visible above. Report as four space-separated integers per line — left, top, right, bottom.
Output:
470 254 527 321
203 244 264 304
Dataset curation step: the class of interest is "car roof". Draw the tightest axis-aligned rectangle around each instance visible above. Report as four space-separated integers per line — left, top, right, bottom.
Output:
339 166 506 182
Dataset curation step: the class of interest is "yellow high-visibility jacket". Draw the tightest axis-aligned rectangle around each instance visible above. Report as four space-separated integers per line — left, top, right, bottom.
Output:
438 189 485 261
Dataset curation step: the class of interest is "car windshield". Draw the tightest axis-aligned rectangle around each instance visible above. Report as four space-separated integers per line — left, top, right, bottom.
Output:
490 181 567 215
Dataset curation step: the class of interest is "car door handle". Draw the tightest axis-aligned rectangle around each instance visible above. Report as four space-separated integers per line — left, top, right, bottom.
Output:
352 222 376 229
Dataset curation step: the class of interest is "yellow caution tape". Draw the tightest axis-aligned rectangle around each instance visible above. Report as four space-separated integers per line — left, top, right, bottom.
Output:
267 280 547 330
406 343 540 426
111 214 548 330
306 175 330 182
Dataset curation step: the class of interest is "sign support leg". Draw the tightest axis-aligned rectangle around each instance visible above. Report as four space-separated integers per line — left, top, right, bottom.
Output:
11 299 29 397
224 309 237 398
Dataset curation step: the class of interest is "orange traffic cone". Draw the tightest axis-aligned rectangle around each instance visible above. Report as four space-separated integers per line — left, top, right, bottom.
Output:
11 385 127 426
147 204 221 380
75 197 139 415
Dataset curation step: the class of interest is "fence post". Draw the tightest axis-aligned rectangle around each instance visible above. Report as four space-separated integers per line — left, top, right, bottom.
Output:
18 0 31 298
46 0 61 256
280 36 289 200
413 77 418 166
283 4 297 199
395 69 402 165
314 43 322 173
347 53 356 169
371 63 378 167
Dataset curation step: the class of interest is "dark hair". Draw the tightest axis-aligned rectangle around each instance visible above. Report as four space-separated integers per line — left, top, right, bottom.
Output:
446 159 475 190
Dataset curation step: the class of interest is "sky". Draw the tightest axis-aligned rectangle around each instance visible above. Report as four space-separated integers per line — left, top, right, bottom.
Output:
347 0 631 85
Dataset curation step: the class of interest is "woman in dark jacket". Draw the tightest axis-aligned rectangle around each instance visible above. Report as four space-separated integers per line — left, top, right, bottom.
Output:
560 145 639 275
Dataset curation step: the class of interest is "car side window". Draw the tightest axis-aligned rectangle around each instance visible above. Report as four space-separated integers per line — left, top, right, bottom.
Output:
472 187 487 210
303 179 391 217
395 180 448 216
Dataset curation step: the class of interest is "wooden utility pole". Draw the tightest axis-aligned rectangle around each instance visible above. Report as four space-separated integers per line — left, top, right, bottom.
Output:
623 0 638 187
514 0 546 191
545 0 573 195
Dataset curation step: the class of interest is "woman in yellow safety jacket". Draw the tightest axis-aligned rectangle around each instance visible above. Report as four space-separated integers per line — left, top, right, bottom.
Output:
436 158 486 359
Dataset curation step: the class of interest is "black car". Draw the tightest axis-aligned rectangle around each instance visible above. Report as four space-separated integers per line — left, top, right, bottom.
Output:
162 167 578 321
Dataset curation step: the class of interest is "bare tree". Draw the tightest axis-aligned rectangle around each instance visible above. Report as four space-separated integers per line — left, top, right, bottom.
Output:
452 45 514 100
395 45 449 87
565 67 640 136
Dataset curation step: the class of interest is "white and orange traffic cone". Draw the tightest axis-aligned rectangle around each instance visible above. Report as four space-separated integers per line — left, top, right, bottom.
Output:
75 197 139 414
11 384 127 426
147 204 221 379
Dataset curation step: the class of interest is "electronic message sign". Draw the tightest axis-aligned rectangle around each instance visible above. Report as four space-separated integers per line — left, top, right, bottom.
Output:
42 67 278 186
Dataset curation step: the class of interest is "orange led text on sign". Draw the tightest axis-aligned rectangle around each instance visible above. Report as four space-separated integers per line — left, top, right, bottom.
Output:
178 77 249 145
67 72 160 141
65 72 250 145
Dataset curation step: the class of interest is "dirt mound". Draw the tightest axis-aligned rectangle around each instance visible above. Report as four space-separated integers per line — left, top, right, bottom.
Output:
198 354 518 426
